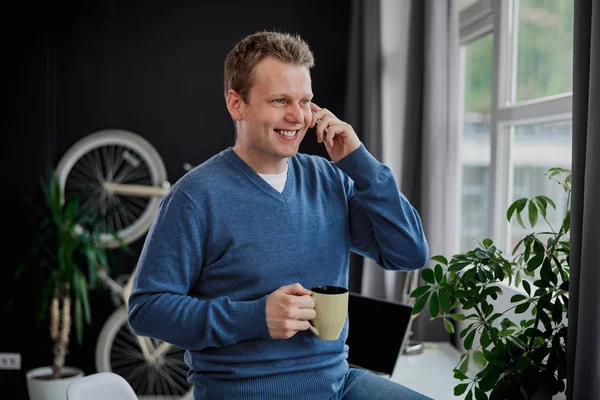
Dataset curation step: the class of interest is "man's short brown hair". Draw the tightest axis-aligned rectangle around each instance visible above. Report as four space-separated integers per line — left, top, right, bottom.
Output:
224 30 315 104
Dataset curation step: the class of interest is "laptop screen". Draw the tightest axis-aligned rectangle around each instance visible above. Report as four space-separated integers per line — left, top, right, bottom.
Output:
345 292 414 377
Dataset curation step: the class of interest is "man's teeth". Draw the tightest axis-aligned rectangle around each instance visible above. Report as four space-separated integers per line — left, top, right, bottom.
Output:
277 130 296 137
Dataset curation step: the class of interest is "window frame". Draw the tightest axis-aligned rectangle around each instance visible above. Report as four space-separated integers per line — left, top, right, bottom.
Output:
458 0 573 257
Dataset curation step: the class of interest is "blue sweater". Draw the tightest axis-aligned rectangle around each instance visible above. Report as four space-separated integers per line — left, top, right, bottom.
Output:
128 144 428 399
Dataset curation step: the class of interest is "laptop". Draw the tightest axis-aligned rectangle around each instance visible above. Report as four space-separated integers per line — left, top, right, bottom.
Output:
345 292 414 378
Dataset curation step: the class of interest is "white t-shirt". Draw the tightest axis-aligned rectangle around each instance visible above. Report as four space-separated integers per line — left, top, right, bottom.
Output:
257 166 288 193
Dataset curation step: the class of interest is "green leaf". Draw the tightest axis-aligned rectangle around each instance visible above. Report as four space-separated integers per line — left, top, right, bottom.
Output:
421 268 435 284
453 369 469 380
410 286 430 298
474 387 488 400
429 291 440 318
473 350 487 368
463 268 477 283
434 264 443 283
540 257 554 284
515 270 522 288
528 201 539 228
507 198 527 221
522 280 531 295
515 211 526 230
444 318 455 334
534 197 547 218
464 329 476 350
478 367 500 392
515 302 530 314
460 324 474 338
439 290 451 313
75 270 91 324
412 293 428 315
449 313 466 321
480 329 491 348
538 308 553 330
482 238 493 247
527 253 544 272
454 383 469 396
75 298 83 345
500 318 512 330
537 194 556 209
439 282 454 295
459 356 469 374
431 255 448 265
552 300 563 324
512 237 527 256
493 264 504 281
449 262 471 272
514 355 530 370
510 294 527 303
562 210 571 232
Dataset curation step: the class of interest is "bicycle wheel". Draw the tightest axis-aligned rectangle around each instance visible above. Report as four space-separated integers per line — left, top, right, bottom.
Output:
96 307 193 400
55 129 169 248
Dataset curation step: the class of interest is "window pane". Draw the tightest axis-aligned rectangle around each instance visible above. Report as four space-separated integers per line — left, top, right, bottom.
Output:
515 0 574 102
509 120 572 251
460 34 493 252
460 0 480 11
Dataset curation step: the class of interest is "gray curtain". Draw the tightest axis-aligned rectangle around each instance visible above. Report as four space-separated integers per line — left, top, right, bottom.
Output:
406 0 460 343
344 0 382 293
349 0 459 343
567 0 600 398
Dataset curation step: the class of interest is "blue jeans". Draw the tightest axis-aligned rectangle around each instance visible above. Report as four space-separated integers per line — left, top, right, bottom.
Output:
333 368 433 400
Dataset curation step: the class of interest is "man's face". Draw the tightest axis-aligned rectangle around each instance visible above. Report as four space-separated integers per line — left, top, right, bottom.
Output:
234 56 313 171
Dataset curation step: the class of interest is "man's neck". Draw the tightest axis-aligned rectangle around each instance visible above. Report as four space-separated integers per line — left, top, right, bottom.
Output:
232 146 288 174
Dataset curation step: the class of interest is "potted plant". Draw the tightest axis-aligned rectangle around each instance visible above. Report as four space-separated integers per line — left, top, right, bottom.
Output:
410 168 570 400
16 169 131 400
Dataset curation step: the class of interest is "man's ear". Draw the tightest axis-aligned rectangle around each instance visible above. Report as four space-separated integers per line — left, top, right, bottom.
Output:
226 89 244 121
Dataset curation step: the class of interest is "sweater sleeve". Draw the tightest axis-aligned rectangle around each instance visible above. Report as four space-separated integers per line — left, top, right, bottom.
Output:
127 188 272 350
335 144 429 271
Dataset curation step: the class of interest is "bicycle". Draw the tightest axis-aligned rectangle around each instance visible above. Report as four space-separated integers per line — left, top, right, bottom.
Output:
55 129 194 399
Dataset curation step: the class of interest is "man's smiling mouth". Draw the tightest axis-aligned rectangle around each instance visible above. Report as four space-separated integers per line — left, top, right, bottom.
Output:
275 130 298 137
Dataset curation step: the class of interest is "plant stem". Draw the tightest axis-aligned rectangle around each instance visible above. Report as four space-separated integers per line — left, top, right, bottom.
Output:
52 282 70 379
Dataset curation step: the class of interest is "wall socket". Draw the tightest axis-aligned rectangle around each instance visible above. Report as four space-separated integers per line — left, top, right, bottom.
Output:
0 353 21 370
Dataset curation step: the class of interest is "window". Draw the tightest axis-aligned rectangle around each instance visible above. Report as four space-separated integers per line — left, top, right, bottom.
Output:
457 0 573 260
460 34 493 251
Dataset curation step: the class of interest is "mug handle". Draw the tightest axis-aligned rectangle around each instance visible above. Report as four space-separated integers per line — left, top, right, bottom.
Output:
308 321 319 337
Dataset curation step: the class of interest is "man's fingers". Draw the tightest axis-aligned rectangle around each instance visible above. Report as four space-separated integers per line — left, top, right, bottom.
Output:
278 282 311 296
295 308 316 321
293 294 315 309
315 116 334 143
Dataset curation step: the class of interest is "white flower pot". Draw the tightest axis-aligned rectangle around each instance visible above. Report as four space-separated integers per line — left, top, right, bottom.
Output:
26 366 84 400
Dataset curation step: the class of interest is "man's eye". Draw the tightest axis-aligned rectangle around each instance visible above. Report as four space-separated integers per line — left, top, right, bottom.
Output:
274 99 285 104
300 100 309 105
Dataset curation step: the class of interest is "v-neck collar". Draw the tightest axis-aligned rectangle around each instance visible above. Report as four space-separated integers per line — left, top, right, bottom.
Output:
223 147 295 203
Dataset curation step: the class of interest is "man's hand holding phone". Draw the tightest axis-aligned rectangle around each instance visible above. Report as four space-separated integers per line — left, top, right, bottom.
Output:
310 102 361 163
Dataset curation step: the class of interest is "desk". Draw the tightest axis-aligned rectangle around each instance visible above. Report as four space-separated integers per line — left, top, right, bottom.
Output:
390 342 465 400
390 342 566 400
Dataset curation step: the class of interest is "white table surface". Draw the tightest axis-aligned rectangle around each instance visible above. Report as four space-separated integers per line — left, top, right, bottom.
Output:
391 342 466 400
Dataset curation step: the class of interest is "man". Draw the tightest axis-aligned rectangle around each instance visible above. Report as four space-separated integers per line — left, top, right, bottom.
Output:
128 30 430 400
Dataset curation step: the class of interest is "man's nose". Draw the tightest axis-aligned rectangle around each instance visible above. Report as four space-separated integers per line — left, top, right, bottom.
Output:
285 104 304 124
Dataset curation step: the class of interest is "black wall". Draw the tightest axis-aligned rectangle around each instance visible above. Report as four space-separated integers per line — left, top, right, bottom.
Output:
1 1 352 397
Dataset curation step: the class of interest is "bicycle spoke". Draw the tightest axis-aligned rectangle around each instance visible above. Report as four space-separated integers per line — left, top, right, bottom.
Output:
161 362 189 391
103 319 191 397
77 153 104 182
102 145 115 182
120 167 153 184
88 149 106 183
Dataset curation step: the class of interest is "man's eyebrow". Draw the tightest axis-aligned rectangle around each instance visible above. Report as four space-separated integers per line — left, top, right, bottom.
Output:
267 92 314 99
